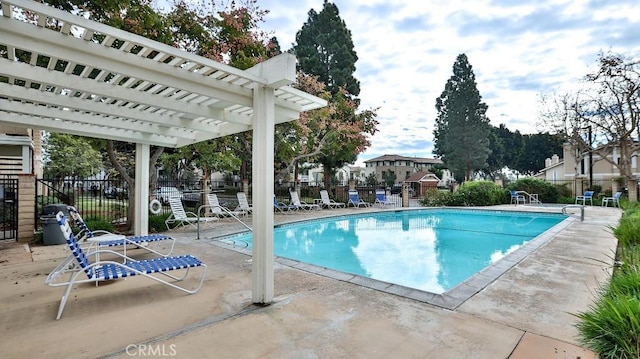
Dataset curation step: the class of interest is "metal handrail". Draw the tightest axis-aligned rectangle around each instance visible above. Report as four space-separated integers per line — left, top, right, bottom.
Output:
562 204 584 221
196 204 252 239
516 191 542 204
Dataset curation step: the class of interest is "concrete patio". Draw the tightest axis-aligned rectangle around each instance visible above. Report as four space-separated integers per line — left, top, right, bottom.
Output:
0 204 620 358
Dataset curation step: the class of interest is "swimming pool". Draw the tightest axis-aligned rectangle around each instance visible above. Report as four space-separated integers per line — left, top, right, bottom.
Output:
221 208 569 296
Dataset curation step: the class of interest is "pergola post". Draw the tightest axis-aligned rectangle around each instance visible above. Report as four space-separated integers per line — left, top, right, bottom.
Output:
247 53 298 304
251 84 275 303
134 143 150 236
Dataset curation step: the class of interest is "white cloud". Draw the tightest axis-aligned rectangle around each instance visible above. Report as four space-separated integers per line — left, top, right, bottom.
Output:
259 0 640 165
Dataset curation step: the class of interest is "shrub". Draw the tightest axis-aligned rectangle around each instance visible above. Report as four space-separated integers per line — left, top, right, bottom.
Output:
453 180 504 206
148 213 171 233
613 211 640 247
554 183 573 200
421 189 456 207
84 217 114 233
575 293 640 358
617 245 640 272
507 177 559 203
576 206 640 358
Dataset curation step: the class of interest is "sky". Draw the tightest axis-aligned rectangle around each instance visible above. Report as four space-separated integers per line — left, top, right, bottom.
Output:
255 0 640 166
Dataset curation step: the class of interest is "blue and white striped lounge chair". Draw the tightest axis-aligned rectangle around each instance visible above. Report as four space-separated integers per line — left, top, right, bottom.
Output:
348 190 371 208
374 189 395 207
46 212 207 320
67 206 175 258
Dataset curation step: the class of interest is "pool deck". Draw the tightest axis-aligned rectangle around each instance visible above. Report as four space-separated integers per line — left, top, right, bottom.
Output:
0 204 620 358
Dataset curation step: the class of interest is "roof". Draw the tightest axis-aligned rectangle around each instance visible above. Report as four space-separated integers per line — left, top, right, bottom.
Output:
364 154 443 165
0 0 326 148
404 170 440 183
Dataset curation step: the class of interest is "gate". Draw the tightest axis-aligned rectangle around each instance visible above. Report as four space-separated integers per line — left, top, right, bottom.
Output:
0 176 18 240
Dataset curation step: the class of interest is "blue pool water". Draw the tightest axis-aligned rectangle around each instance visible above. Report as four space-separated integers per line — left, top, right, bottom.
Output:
224 209 567 294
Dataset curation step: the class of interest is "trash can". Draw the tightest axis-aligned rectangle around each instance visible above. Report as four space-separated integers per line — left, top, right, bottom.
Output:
41 204 69 245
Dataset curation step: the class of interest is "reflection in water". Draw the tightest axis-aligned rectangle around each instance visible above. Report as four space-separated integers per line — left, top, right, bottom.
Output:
230 210 566 293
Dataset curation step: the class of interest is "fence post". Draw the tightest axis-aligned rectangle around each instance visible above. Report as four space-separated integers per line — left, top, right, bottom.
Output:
17 174 36 243
402 182 410 207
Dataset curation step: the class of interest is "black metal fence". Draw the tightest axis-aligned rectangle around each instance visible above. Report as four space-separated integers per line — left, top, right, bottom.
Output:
41 175 634 231
0 176 17 240
35 178 130 231
34 177 249 231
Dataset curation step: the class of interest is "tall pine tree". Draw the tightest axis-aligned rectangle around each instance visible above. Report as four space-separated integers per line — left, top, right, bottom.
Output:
291 1 377 189
293 0 360 97
434 54 491 181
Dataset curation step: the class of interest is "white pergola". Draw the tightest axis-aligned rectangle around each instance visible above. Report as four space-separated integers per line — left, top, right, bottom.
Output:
0 0 326 303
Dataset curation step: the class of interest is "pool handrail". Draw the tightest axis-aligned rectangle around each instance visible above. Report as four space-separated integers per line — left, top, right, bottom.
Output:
196 204 252 239
562 204 584 221
515 190 542 204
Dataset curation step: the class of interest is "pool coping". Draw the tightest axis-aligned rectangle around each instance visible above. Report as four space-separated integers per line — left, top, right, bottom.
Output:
209 208 578 310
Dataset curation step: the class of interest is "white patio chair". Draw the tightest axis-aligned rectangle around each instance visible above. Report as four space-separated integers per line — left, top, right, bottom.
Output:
575 190 594 206
235 192 253 214
202 193 247 219
290 190 320 211
601 191 622 208
165 197 217 230
510 191 525 205
318 190 346 209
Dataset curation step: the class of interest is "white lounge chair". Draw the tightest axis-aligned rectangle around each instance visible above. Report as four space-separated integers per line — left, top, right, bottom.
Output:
46 212 207 320
68 206 175 258
348 190 371 208
235 192 253 214
165 196 217 230
374 189 395 207
318 190 345 209
290 190 320 211
202 193 247 219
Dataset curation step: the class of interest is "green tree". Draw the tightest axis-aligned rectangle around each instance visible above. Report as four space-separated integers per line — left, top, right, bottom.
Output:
494 124 525 172
291 2 378 189
516 133 564 175
45 0 174 44
434 54 491 181
382 170 397 188
485 129 504 180
161 0 276 193
43 133 102 183
292 0 360 97
365 172 378 186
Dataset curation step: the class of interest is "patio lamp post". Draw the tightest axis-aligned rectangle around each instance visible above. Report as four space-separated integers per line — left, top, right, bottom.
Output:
580 125 594 189
586 126 593 189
